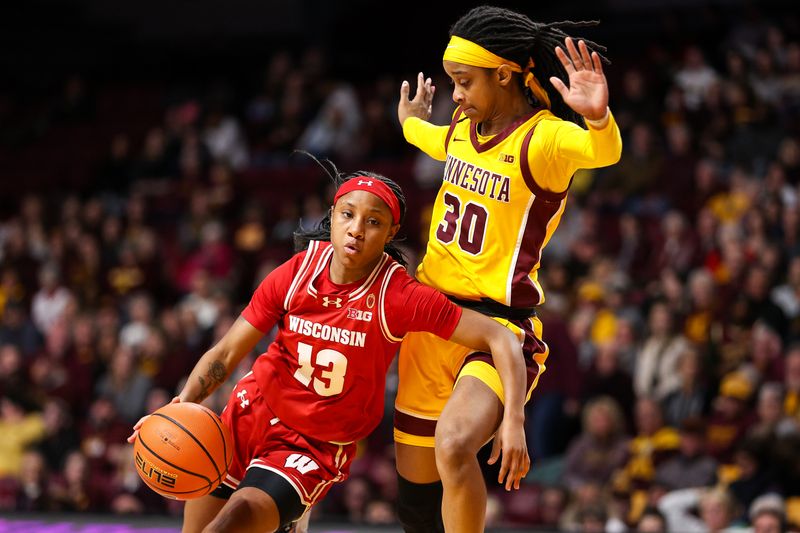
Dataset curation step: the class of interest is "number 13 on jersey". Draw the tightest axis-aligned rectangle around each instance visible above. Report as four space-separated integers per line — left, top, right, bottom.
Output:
293 341 348 397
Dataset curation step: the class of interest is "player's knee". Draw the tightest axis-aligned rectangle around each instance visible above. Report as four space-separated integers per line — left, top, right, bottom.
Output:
396 476 444 533
435 423 475 470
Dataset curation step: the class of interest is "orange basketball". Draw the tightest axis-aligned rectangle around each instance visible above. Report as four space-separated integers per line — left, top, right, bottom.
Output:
133 402 234 500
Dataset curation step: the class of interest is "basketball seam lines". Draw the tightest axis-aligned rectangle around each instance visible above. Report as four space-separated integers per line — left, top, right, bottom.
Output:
138 435 213 493
197 406 231 478
152 412 223 484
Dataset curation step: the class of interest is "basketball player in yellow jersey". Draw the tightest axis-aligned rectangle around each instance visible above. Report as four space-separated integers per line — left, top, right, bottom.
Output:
393 6 622 533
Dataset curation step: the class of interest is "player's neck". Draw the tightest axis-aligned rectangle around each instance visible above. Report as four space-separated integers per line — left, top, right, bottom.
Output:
328 256 379 285
479 98 535 136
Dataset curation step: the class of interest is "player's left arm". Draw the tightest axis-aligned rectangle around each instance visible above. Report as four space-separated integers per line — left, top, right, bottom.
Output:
448 309 530 490
531 37 621 191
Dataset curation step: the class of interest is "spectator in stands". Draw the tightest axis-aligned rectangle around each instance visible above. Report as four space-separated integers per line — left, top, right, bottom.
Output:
14 449 51 511
95 344 152 424
662 346 710 427
749 382 799 440
659 485 739 532
654 417 717 491
748 493 786 533
635 300 691 400
636 506 667 533
36 397 80 473
563 396 629 491
782 346 800 419
49 449 108 512
675 45 720 112
706 371 756 463
0 396 44 478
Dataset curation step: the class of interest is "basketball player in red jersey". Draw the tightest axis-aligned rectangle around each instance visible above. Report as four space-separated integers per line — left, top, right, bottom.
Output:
129 163 530 533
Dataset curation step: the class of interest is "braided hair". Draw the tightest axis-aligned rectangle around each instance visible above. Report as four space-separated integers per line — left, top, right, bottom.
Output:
449 5 608 127
293 152 408 266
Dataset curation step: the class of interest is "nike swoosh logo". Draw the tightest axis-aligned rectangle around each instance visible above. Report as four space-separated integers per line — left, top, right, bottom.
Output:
452 137 465 142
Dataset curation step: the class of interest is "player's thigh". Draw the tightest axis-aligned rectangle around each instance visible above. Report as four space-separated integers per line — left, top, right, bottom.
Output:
205 486 281 533
182 494 227 533
395 332 469 448
436 375 504 454
395 441 439 483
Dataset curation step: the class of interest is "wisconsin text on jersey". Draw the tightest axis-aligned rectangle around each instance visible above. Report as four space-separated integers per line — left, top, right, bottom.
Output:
287 315 367 347
443 154 511 203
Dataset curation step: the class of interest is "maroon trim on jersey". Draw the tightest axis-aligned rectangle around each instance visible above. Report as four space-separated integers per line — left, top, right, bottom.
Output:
394 409 437 437
444 107 463 153
509 198 564 308
457 318 547 392
469 108 541 153
519 125 571 202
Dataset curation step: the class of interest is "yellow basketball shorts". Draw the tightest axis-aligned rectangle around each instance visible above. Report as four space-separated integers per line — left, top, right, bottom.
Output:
394 315 549 447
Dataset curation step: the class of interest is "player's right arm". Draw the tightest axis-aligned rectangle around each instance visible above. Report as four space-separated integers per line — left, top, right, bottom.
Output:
178 317 264 404
127 251 307 443
398 72 449 161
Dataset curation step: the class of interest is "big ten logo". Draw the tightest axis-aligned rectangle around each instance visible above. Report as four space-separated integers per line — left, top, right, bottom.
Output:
499 153 515 163
346 308 372 322
135 451 177 488
284 453 319 474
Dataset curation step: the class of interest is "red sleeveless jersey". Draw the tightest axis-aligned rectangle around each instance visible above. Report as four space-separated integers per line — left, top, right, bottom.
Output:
241 241 461 443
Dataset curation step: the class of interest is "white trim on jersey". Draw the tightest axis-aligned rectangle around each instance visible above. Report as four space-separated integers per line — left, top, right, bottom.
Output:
306 245 334 298
306 244 390 304
377 263 405 343
348 253 389 301
285 241 319 311
248 461 312 507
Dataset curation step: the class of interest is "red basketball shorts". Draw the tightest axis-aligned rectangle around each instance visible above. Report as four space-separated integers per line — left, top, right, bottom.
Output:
219 372 357 508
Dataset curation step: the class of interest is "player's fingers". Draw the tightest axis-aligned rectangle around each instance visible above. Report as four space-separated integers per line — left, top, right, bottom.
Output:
400 80 410 100
578 39 593 70
565 37 584 70
592 51 604 74
414 72 425 100
498 454 512 489
170 396 181 404
126 429 138 443
549 77 569 99
554 46 575 74
488 437 501 465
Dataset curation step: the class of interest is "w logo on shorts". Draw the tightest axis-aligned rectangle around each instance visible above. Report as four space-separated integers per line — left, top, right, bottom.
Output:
284 453 319 474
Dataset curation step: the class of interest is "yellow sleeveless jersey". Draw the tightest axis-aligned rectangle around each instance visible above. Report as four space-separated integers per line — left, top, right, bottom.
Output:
403 107 621 309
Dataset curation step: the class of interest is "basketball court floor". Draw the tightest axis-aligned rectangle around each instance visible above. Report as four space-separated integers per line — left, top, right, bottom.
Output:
0 515 542 532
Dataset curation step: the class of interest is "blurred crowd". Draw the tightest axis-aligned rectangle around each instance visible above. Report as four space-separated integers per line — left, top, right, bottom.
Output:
1 3 800 532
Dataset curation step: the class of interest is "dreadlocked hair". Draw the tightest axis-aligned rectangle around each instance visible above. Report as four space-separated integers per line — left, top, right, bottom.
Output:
292 151 408 267
449 5 609 127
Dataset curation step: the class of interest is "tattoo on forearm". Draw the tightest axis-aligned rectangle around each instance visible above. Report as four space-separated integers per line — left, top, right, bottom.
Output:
196 361 227 402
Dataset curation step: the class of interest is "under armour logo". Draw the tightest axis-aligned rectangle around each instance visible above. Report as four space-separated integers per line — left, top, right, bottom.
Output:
322 296 343 308
237 389 249 409
357 180 373 186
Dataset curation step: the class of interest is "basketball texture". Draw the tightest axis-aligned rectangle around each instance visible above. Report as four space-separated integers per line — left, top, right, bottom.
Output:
133 402 234 500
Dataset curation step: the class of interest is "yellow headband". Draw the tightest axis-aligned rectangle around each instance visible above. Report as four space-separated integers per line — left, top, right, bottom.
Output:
443 35 551 109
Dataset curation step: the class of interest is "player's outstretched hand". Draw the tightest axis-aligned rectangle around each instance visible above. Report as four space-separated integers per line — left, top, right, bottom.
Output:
549 37 609 122
126 396 181 444
398 72 435 126
488 416 530 491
